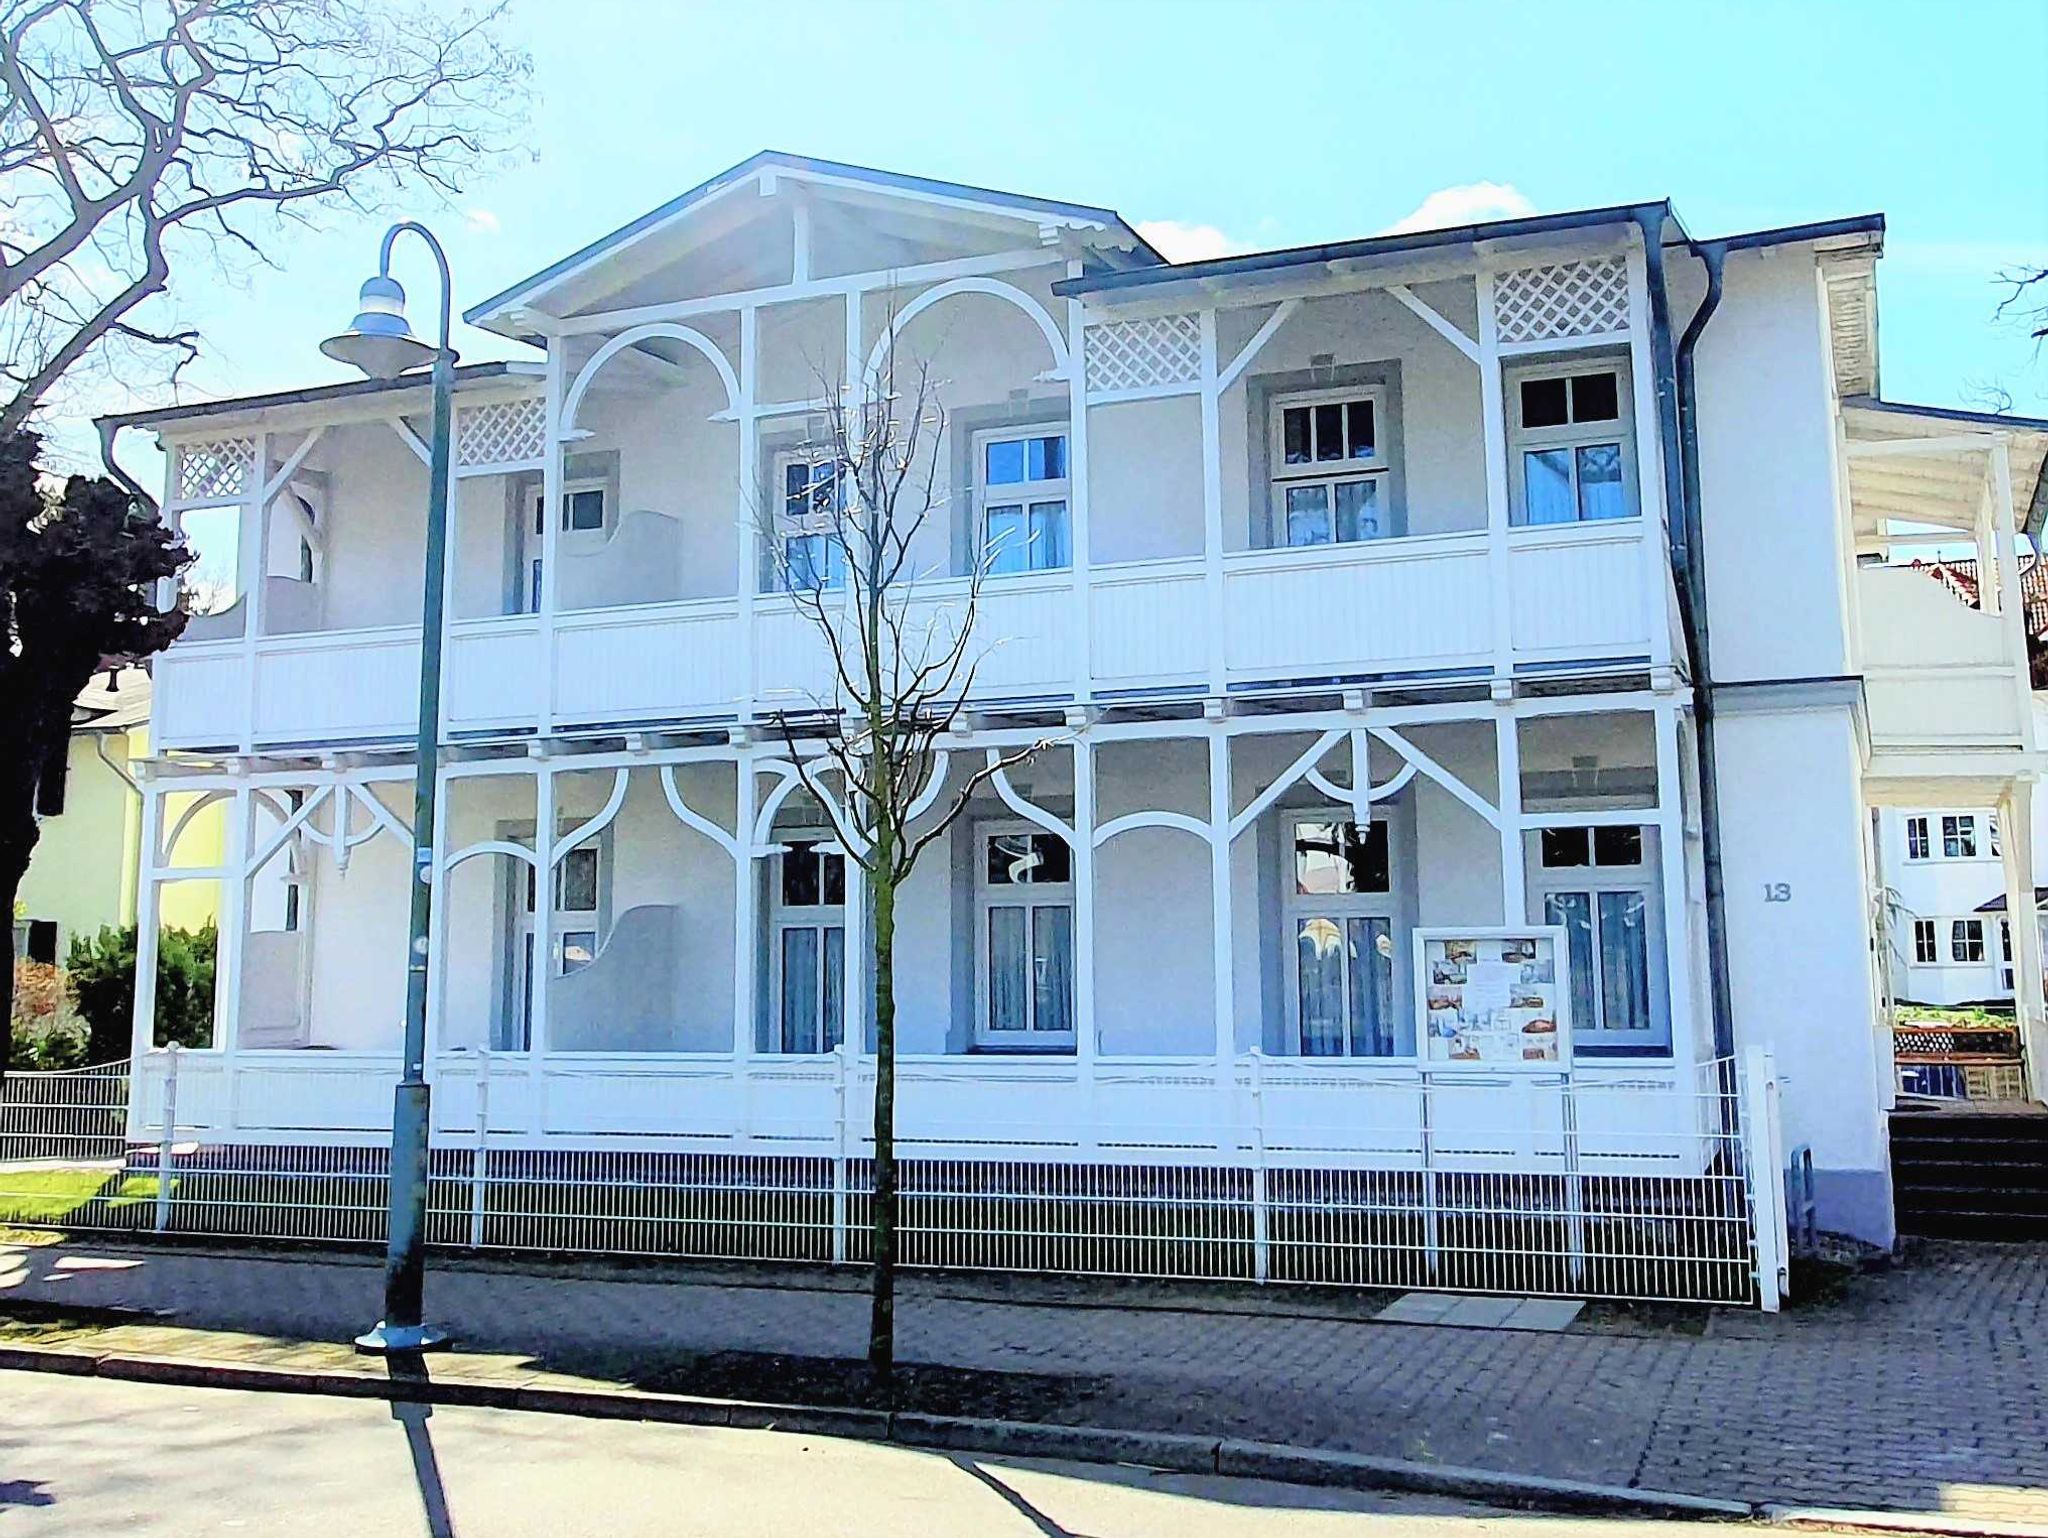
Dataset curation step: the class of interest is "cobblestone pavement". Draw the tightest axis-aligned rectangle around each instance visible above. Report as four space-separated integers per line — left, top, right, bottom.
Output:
4 1237 2045 1523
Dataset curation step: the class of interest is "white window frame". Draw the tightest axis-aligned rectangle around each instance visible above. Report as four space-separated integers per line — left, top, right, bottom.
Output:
772 448 848 592
767 829 845 1055
1505 359 1638 528
507 828 610 1051
1281 812 1403 1058
973 425 1071 576
522 476 611 613
973 820 1076 1050
1951 917 1986 963
1941 813 1980 860
1911 918 1939 965
1269 385 1391 548
1904 816 1931 862
1529 823 1669 1056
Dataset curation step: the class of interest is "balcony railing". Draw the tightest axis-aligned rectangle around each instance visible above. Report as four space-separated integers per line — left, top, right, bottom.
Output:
154 521 1656 750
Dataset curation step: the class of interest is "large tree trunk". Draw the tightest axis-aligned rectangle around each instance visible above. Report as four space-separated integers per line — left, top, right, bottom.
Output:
866 869 898 1382
0 776 39 1088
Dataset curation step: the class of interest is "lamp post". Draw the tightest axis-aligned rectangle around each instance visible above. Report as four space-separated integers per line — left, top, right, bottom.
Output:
321 222 455 1353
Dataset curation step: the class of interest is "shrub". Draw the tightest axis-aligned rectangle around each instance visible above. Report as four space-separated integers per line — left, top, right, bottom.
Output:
67 922 217 1063
11 959 88 1069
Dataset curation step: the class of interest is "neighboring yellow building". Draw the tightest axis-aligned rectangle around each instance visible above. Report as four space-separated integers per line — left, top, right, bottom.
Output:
13 667 218 967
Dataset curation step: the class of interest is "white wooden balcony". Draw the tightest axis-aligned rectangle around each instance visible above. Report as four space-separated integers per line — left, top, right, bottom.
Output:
154 520 1658 751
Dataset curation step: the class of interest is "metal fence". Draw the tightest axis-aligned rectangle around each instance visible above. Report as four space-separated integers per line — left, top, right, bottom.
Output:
0 1049 1785 1308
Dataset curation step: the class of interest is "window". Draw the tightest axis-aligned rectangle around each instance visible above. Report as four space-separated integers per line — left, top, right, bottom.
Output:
1286 818 1399 1056
1905 816 1930 861
509 836 606 1050
978 430 1070 575
523 480 610 612
1943 815 1979 860
1952 919 1986 963
775 452 847 591
977 827 1074 1048
1990 815 2003 858
1270 389 1389 547
1531 823 1666 1053
1912 919 1938 965
1508 365 1634 527
771 837 845 1054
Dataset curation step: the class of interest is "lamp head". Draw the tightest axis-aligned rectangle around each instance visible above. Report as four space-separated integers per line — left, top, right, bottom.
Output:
319 273 438 378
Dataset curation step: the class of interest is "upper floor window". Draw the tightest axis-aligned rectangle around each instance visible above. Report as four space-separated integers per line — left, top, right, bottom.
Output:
524 480 610 611
1271 389 1389 548
978 430 1070 576
1508 364 1634 527
1952 918 1986 963
775 452 846 591
1907 812 1991 862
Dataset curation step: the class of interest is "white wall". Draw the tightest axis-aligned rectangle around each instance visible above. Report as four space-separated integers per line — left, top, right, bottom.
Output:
1715 700 1893 1243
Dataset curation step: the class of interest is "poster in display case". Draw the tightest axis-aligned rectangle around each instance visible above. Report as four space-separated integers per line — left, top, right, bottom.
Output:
1413 926 1572 1070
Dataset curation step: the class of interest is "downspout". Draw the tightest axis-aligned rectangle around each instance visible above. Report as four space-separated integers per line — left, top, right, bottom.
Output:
1635 208 1737 1058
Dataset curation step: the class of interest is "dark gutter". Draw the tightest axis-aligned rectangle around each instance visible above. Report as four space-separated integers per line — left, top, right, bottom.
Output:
93 362 519 432
1649 213 1738 1061
1055 201 1679 297
1714 213 1885 253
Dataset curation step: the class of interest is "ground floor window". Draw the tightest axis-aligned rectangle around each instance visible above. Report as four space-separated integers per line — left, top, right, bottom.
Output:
1533 824 1668 1054
771 838 844 1054
976 825 1074 1049
1951 918 1986 963
1286 816 1401 1057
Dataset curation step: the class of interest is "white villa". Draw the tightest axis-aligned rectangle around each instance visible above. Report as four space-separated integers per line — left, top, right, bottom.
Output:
98 153 2048 1294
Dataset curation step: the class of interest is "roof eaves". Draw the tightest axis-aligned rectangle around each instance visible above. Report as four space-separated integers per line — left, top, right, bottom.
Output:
1053 200 1677 298
464 149 1162 326
94 362 522 433
1844 394 2048 540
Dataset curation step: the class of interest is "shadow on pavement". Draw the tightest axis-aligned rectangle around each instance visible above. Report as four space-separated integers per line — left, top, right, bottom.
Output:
387 1356 457 1538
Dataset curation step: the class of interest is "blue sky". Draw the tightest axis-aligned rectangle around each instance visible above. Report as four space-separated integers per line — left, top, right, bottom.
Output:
92 0 2048 497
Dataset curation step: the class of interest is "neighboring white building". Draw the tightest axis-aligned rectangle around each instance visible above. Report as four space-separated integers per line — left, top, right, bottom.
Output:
98 152 2048 1274
1878 700 2048 1007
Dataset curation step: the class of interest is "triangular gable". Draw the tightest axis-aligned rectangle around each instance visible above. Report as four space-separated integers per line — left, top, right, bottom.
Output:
466 150 1162 333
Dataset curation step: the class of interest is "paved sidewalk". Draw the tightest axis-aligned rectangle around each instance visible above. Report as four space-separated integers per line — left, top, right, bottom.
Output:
4 1236 2046 1524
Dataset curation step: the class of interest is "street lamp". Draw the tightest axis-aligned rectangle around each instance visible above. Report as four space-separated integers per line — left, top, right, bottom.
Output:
322 223 455 1354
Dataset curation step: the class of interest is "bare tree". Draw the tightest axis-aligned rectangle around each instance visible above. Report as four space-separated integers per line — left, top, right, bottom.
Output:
0 0 532 435
760 331 1046 1382
1998 266 2048 349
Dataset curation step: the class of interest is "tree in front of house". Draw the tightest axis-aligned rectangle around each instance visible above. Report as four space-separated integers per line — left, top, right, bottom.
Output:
764 333 1045 1382
0 431 189 1081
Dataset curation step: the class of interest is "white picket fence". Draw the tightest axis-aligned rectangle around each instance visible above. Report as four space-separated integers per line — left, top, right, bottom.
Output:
0 1049 1789 1308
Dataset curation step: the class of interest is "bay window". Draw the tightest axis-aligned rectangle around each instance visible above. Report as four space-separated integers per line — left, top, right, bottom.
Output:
1269 389 1389 547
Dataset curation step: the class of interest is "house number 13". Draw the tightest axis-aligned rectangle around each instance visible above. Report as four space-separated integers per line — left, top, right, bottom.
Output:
1763 883 1792 903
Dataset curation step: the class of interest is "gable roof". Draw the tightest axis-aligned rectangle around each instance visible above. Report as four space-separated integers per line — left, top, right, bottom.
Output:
464 149 1164 329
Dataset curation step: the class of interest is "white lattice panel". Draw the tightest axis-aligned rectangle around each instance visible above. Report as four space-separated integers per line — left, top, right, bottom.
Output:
1085 314 1202 393
1492 258 1630 344
456 397 546 468
173 437 257 501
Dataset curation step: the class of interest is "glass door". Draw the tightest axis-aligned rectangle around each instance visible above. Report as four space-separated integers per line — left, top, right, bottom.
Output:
508 841 602 1049
770 838 845 1053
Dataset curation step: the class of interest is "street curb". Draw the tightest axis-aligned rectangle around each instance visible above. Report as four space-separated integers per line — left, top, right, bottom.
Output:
1763 1506 2048 1538
0 1341 1977 1527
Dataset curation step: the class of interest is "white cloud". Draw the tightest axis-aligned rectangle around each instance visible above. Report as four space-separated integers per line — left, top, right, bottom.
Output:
463 207 503 236
1377 181 1537 237
1137 219 1252 264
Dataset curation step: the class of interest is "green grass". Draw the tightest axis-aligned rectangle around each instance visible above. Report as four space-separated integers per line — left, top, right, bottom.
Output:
0 1167 160 1226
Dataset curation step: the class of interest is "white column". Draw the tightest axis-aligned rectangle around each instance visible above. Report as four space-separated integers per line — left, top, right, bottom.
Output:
1072 736 1098 1070
733 750 758 1059
214 783 252 1053
1998 783 2048 1098
538 349 566 736
236 435 269 755
1654 700 1700 1067
1476 269 1515 680
738 307 761 718
1066 272 1094 701
1208 727 1236 1147
130 778 165 1062
1494 703 1526 925
530 760 556 1086
1991 435 2034 748
1625 242 1675 675
1199 310 1227 697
